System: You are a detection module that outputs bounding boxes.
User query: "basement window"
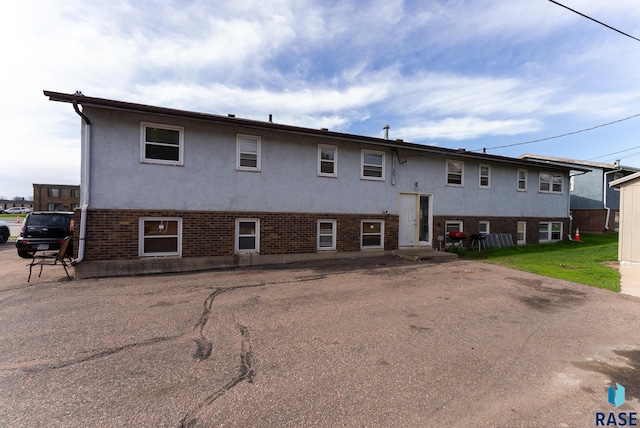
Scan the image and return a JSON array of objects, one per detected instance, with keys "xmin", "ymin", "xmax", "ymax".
[
  {"xmin": 361, "ymin": 220, "xmax": 384, "ymax": 249},
  {"xmin": 139, "ymin": 218, "xmax": 182, "ymax": 257}
]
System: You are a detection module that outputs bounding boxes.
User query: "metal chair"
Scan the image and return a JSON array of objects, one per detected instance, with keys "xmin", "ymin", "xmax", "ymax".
[{"xmin": 27, "ymin": 236, "xmax": 72, "ymax": 282}]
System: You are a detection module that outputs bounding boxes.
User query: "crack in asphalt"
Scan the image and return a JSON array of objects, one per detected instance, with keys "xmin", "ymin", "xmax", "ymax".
[{"xmin": 180, "ymin": 319, "xmax": 254, "ymax": 428}]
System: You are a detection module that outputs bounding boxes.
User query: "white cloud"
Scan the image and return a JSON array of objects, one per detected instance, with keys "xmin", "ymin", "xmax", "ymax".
[{"xmin": 395, "ymin": 117, "xmax": 542, "ymax": 141}]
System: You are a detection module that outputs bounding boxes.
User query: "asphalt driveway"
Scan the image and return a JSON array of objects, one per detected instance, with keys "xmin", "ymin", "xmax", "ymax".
[{"xmin": 0, "ymin": 244, "xmax": 638, "ymax": 427}]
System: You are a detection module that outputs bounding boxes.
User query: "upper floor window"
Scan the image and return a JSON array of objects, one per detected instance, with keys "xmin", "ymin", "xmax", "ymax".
[
  {"xmin": 517, "ymin": 169, "xmax": 527, "ymax": 191},
  {"xmin": 446, "ymin": 160, "xmax": 464, "ymax": 186},
  {"xmin": 236, "ymin": 134, "xmax": 261, "ymax": 171},
  {"xmin": 70, "ymin": 189, "xmax": 80, "ymax": 198},
  {"xmin": 539, "ymin": 172, "xmax": 563, "ymax": 194},
  {"xmin": 361, "ymin": 150, "xmax": 385, "ymax": 181},
  {"xmin": 141, "ymin": 122, "xmax": 184, "ymax": 166},
  {"xmin": 318, "ymin": 145, "xmax": 337, "ymax": 177},
  {"xmin": 47, "ymin": 188, "xmax": 61, "ymax": 197},
  {"xmin": 479, "ymin": 164, "xmax": 490, "ymax": 189}
]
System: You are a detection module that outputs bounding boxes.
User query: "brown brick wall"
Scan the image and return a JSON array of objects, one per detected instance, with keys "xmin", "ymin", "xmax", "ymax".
[
  {"xmin": 432, "ymin": 215, "xmax": 569, "ymax": 246},
  {"xmin": 571, "ymin": 209, "xmax": 617, "ymax": 232},
  {"xmin": 74, "ymin": 209, "xmax": 399, "ymax": 261},
  {"xmin": 33, "ymin": 184, "xmax": 80, "ymax": 211}
]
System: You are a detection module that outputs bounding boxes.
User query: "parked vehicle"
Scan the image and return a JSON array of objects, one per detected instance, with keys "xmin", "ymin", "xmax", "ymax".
[
  {"xmin": 15, "ymin": 212, "xmax": 74, "ymax": 258},
  {"xmin": 0, "ymin": 220, "xmax": 9, "ymax": 244},
  {"xmin": 4, "ymin": 207, "xmax": 31, "ymax": 214}
]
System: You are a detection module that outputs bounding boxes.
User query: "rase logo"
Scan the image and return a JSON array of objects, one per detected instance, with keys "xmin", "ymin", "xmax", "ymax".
[{"xmin": 596, "ymin": 383, "xmax": 637, "ymax": 426}]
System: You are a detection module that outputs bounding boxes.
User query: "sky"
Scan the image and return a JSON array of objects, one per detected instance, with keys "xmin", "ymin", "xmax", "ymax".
[{"xmin": 2, "ymin": 0, "xmax": 640, "ymax": 199}]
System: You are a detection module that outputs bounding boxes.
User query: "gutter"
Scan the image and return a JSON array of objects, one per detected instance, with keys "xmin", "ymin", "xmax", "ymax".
[
  {"xmin": 603, "ymin": 160, "xmax": 621, "ymax": 231},
  {"xmin": 72, "ymin": 95, "xmax": 91, "ymax": 264}
]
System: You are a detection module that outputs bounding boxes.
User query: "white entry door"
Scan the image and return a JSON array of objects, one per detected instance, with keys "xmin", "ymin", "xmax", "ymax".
[{"xmin": 399, "ymin": 193, "xmax": 417, "ymax": 246}]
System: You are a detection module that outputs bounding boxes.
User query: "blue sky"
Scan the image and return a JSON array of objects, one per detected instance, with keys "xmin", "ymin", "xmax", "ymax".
[{"xmin": 3, "ymin": 0, "xmax": 640, "ymax": 198}]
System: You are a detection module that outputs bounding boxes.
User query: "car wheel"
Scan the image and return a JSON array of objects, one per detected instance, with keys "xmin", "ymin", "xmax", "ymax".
[
  {"xmin": 0, "ymin": 229, "xmax": 8, "ymax": 244},
  {"xmin": 18, "ymin": 250, "xmax": 35, "ymax": 258}
]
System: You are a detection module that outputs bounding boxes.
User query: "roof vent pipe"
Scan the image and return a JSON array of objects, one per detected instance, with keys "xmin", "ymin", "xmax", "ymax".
[{"xmin": 383, "ymin": 124, "xmax": 390, "ymax": 140}]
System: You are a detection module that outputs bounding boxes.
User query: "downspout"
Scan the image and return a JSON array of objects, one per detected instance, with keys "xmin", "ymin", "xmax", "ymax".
[
  {"xmin": 72, "ymin": 98, "xmax": 91, "ymax": 264},
  {"xmin": 603, "ymin": 160, "xmax": 621, "ymax": 231}
]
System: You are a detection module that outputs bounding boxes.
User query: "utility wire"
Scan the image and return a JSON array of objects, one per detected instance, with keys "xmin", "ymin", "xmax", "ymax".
[
  {"xmin": 474, "ymin": 113, "xmax": 640, "ymax": 152},
  {"xmin": 587, "ymin": 145, "xmax": 640, "ymax": 161},
  {"xmin": 548, "ymin": 0, "xmax": 640, "ymax": 43}
]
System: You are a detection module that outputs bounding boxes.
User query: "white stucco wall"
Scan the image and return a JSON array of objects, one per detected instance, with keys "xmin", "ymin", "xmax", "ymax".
[{"xmin": 83, "ymin": 107, "xmax": 569, "ymax": 218}]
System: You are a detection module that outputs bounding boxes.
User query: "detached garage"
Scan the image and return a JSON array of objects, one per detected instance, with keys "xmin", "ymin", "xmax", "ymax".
[{"xmin": 610, "ymin": 171, "xmax": 640, "ymax": 265}]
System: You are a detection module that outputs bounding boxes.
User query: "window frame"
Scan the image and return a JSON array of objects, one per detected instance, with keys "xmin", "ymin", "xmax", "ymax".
[
  {"xmin": 236, "ymin": 134, "xmax": 262, "ymax": 172},
  {"xmin": 539, "ymin": 172, "xmax": 563, "ymax": 194},
  {"xmin": 235, "ymin": 218, "xmax": 260, "ymax": 254},
  {"xmin": 361, "ymin": 149, "xmax": 385, "ymax": 181},
  {"xmin": 478, "ymin": 221, "xmax": 490, "ymax": 235},
  {"xmin": 361, "ymin": 220, "xmax": 385, "ymax": 249},
  {"xmin": 318, "ymin": 144, "xmax": 338, "ymax": 178},
  {"xmin": 517, "ymin": 169, "xmax": 528, "ymax": 192},
  {"xmin": 517, "ymin": 221, "xmax": 527, "ymax": 245},
  {"xmin": 48, "ymin": 188, "xmax": 61, "ymax": 198},
  {"xmin": 317, "ymin": 219, "xmax": 337, "ymax": 251},
  {"xmin": 539, "ymin": 221, "xmax": 563, "ymax": 242},
  {"xmin": 140, "ymin": 122, "xmax": 184, "ymax": 166},
  {"xmin": 446, "ymin": 160, "xmax": 464, "ymax": 187},
  {"xmin": 138, "ymin": 217, "xmax": 182, "ymax": 257},
  {"xmin": 479, "ymin": 164, "xmax": 491, "ymax": 189}
]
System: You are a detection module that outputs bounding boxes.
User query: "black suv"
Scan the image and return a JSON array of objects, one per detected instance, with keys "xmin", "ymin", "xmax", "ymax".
[{"xmin": 16, "ymin": 212, "xmax": 74, "ymax": 258}]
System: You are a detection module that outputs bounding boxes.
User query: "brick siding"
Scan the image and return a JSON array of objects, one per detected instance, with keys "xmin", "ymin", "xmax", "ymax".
[
  {"xmin": 571, "ymin": 209, "xmax": 618, "ymax": 232},
  {"xmin": 73, "ymin": 209, "xmax": 399, "ymax": 261}
]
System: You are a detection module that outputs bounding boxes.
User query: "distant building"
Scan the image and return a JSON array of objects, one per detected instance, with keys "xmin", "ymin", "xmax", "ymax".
[
  {"xmin": 33, "ymin": 184, "xmax": 80, "ymax": 212},
  {"xmin": 0, "ymin": 198, "xmax": 33, "ymax": 211}
]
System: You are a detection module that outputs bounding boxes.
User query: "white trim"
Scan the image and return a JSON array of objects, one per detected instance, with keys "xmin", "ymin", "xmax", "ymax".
[
  {"xmin": 446, "ymin": 160, "xmax": 464, "ymax": 187},
  {"xmin": 478, "ymin": 220, "xmax": 490, "ymax": 234},
  {"xmin": 140, "ymin": 122, "xmax": 184, "ymax": 166},
  {"xmin": 317, "ymin": 219, "xmax": 337, "ymax": 250},
  {"xmin": 361, "ymin": 149, "xmax": 385, "ymax": 181},
  {"xmin": 517, "ymin": 169, "xmax": 528, "ymax": 192},
  {"xmin": 517, "ymin": 221, "xmax": 527, "ymax": 245},
  {"xmin": 539, "ymin": 221, "xmax": 563, "ymax": 242},
  {"xmin": 539, "ymin": 171, "xmax": 563, "ymax": 194},
  {"xmin": 361, "ymin": 220, "xmax": 384, "ymax": 249},
  {"xmin": 236, "ymin": 134, "xmax": 261, "ymax": 171},
  {"xmin": 139, "ymin": 217, "xmax": 182, "ymax": 257},
  {"xmin": 479, "ymin": 164, "xmax": 491, "ymax": 189},
  {"xmin": 235, "ymin": 218, "xmax": 260, "ymax": 253},
  {"xmin": 318, "ymin": 144, "xmax": 338, "ymax": 177}
]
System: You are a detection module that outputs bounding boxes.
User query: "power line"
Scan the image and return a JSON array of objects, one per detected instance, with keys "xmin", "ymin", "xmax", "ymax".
[
  {"xmin": 548, "ymin": 0, "xmax": 640, "ymax": 43},
  {"xmin": 587, "ymin": 145, "xmax": 640, "ymax": 161},
  {"xmin": 474, "ymin": 113, "xmax": 640, "ymax": 152}
]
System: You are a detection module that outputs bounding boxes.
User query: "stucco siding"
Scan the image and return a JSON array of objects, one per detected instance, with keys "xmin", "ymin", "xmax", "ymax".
[{"xmin": 84, "ymin": 107, "xmax": 569, "ymax": 219}]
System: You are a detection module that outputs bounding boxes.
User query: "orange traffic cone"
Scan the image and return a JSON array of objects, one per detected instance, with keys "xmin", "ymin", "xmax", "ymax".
[
  {"xmin": 575, "ymin": 228, "xmax": 580, "ymax": 241},
  {"xmin": 16, "ymin": 215, "xmax": 20, "ymax": 224}
]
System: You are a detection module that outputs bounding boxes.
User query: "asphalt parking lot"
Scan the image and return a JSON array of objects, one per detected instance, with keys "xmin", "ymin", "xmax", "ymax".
[{"xmin": 0, "ymin": 243, "xmax": 639, "ymax": 427}]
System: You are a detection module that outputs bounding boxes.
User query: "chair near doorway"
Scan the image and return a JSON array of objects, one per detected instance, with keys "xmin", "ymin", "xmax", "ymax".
[{"xmin": 27, "ymin": 236, "xmax": 73, "ymax": 282}]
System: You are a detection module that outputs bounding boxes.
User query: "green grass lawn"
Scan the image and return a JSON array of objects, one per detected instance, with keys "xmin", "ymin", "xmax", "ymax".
[{"xmin": 460, "ymin": 233, "xmax": 620, "ymax": 292}]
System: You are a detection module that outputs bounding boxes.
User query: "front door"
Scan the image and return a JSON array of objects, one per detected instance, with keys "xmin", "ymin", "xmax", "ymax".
[{"xmin": 399, "ymin": 193, "xmax": 417, "ymax": 246}]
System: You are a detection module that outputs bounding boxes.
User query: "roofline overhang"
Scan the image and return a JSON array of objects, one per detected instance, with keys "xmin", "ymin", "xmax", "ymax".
[{"xmin": 44, "ymin": 90, "xmax": 575, "ymax": 171}]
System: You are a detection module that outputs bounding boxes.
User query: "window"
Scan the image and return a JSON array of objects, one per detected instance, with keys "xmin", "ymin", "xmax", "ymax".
[
  {"xmin": 517, "ymin": 221, "xmax": 526, "ymax": 245},
  {"xmin": 361, "ymin": 150, "xmax": 385, "ymax": 180},
  {"xmin": 317, "ymin": 220, "xmax": 337, "ymax": 250},
  {"xmin": 614, "ymin": 212, "xmax": 620, "ymax": 231},
  {"xmin": 479, "ymin": 164, "xmax": 490, "ymax": 188},
  {"xmin": 236, "ymin": 134, "xmax": 261, "ymax": 171},
  {"xmin": 140, "ymin": 122, "xmax": 184, "ymax": 165},
  {"xmin": 47, "ymin": 203, "xmax": 63, "ymax": 211},
  {"xmin": 70, "ymin": 189, "xmax": 80, "ymax": 198},
  {"xmin": 517, "ymin": 169, "xmax": 527, "ymax": 191},
  {"xmin": 361, "ymin": 220, "xmax": 384, "ymax": 249},
  {"xmin": 236, "ymin": 219, "xmax": 260, "ymax": 253},
  {"xmin": 539, "ymin": 221, "xmax": 562, "ymax": 242},
  {"xmin": 539, "ymin": 172, "xmax": 563, "ymax": 194},
  {"xmin": 445, "ymin": 220, "xmax": 463, "ymax": 247},
  {"xmin": 48, "ymin": 188, "xmax": 61, "ymax": 197},
  {"xmin": 318, "ymin": 145, "xmax": 337, "ymax": 177},
  {"xmin": 139, "ymin": 218, "xmax": 182, "ymax": 257},
  {"xmin": 446, "ymin": 160, "xmax": 464, "ymax": 186},
  {"xmin": 478, "ymin": 221, "xmax": 490, "ymax": 234}
]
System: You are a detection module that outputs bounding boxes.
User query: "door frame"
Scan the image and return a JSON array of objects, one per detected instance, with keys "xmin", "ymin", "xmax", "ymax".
[{"xmin": 398, "ymin": 192, "xmax": 433, "ymax": 247}]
